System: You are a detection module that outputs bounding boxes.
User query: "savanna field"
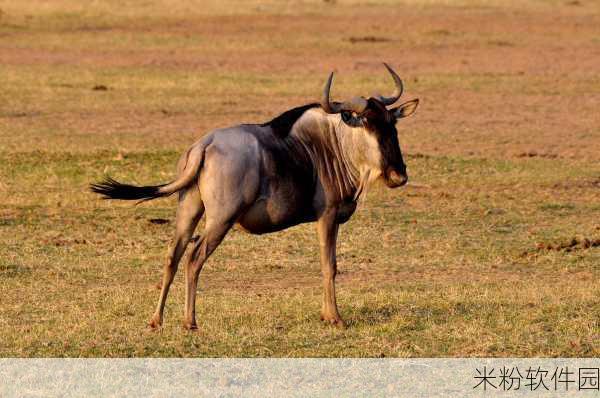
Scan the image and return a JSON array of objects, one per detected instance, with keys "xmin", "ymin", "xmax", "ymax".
[{"xmin": 0, "ymin": 0, "xmax": 598, "ymax": 357}]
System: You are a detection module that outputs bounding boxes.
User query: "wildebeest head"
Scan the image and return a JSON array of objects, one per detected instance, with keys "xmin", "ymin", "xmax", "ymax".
[{"xmin": 321, "ymin": 63, "xmax": 419, "ymax": 188}]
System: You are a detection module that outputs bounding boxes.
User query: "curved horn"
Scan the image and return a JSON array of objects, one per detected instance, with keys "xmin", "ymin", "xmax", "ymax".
[
  {"xmin": 321, "ymin": 72, "xmax": 368, "ymax": 114},
  {"xmin": 322, "ymin": 72, "xmax": 342, "ymax": 114},
  {"xmin": 376, "ymin": 63, "xmax": 404, "ymax": 106}
]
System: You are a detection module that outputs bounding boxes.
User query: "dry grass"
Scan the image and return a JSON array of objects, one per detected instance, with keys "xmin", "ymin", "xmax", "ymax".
[{"xmin": 0, "ymin": 0, "xmax": 598, "ymax": 357}]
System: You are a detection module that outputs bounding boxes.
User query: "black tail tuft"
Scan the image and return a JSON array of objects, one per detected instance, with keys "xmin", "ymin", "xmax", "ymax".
[{"xmin": 90, "ymin": 177, "xmax": 166, "ymax": 201}]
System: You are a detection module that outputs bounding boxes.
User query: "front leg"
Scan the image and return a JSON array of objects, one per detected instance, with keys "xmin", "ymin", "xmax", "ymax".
[{"xmin": 317, "ymin": 209, "xmax": 345, "ymax": 327}]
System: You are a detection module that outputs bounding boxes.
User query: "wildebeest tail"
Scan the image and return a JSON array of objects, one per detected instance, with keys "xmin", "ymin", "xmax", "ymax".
[
  {"xmin": 90, "ymin": 141, "xmax": 206, "ymax": 202},
  {"xmin": 90, "ymin": 177, "xmax": 168, "ymax": 201}
]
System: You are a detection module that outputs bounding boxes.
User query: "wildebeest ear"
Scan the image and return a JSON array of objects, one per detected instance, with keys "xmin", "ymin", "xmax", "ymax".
[{"xmin": 392, "ymin": 99, "xmax": 419, "ymax": 119}]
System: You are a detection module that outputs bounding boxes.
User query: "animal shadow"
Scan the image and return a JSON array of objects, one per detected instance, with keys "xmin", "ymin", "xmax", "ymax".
[{"xmin": 346, "ymin": 303, "xmax": 406, "ymax": 327}]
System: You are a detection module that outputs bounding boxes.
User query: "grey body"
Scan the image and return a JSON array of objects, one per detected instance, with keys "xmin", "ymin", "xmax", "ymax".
[
  {"xmin": 91, "ymin": 65, "xmax": 419, "ymax": 329},
  {"xmin": 206, "ymin": 116, "xmax": 358, "ymax": 235},
  {"xmin": 206, "ymin": 124, "xmax": 320, "ymax": 234}
]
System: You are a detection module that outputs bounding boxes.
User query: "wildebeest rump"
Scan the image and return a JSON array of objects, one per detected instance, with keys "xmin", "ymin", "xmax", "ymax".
[{"xmin": 91, "ymin": 64, "xmax": 419, "ymax": 330}]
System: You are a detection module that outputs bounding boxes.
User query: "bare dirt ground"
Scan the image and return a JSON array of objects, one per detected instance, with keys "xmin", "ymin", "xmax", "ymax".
[{"xmin": 0, "ymin": 0, "xmax": 598, "ymax": 356}]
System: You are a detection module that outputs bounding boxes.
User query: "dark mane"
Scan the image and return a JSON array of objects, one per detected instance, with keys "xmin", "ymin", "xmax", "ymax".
[{"xmin": 261, "ymin": 103, "xmax": 320, "ymax": 138}]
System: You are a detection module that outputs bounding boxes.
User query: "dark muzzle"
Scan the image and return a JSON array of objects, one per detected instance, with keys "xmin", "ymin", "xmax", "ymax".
[{"xmin": 385, "ymin": 168, "xmax": 408, "ymax": 188}]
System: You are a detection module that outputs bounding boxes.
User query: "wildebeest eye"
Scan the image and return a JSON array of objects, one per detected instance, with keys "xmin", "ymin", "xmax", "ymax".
[{"xmin": 341, "ymin": 111, "xmax": 364, "ymax": 127}]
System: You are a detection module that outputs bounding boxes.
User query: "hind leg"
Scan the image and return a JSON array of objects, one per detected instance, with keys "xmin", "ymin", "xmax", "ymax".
[
  {"xmin": 181, "ymin": 139, "xmax": 260, "ymax": 329},
  {"xmin": 149, "ymin": 187, "xmax": 204, "ymax": 329},
  {"xmin": 183, "ymin": 219, "xmax": 232, "ymax": 330},
  {"xmin": 182, "ymin": 180, "xmax": 247, "ymax": 330}
]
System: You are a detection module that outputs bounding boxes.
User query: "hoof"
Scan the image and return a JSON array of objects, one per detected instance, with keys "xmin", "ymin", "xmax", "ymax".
[
  {"xmin": 184, "ymin": 322, "xmax": 199, "ymax": 331},
  {"xmin": 320, "ymin": 314, "xmax": 346, "ymax": 328},
  {"xmin": 148, "ymin": 317, "xmax": 162, "ymax": 330}
]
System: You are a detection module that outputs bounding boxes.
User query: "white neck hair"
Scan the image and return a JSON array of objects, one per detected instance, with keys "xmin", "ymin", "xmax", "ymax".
[{"xmin": 292, "ymin": 108, "xmax": 379, "ymax": 203}]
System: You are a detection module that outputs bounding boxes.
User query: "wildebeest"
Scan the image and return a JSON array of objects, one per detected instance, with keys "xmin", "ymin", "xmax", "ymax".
[{"xmin": 91, "ymin": 63, "xmax": 419, "ymax": 330}]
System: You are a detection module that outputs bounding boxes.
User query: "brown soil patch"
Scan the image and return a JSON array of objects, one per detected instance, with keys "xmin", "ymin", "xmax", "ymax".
[
  {"xmin": 347, "ymin": 36, "xmax": 392, "ymax": 44},
  {"xmin": 521, "ymin": 236, "xmax": 600, "ymax": 257}
]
